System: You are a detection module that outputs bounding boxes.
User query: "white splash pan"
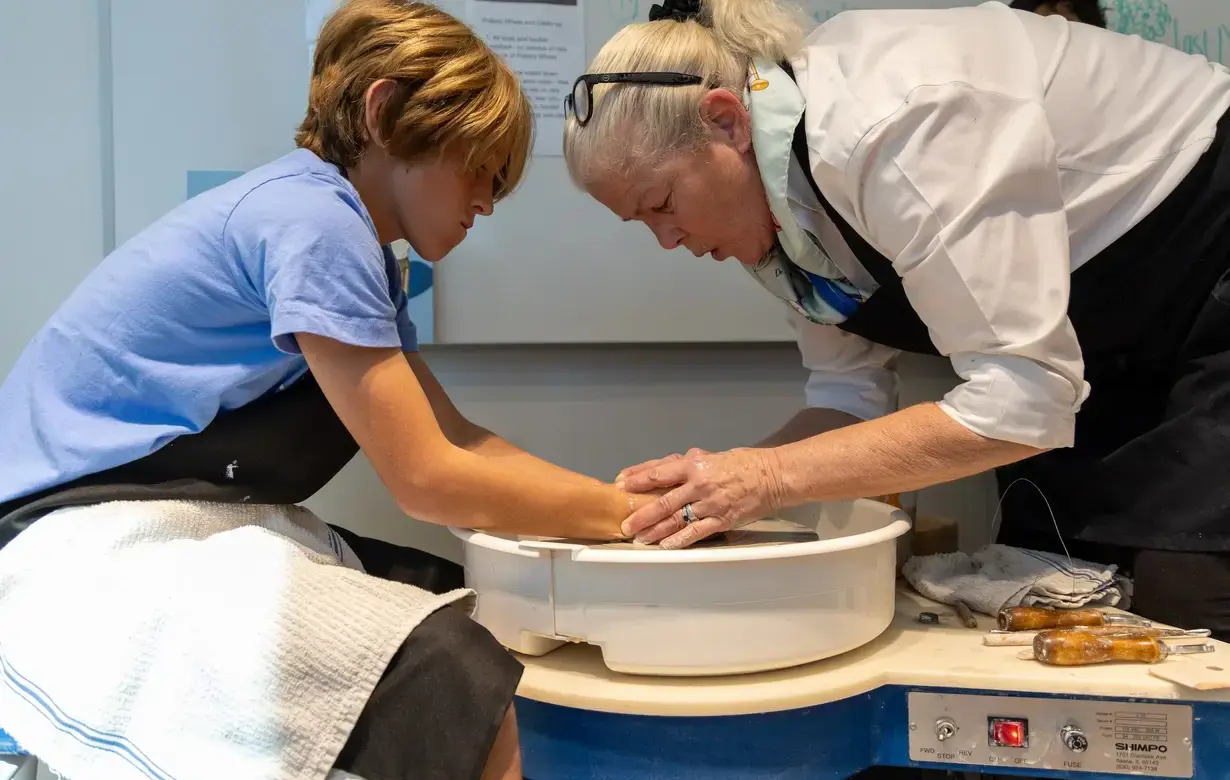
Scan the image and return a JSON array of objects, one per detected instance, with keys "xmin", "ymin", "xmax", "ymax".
[{"xmin": 450, "ymin": 498, "xmax": 911, "ymax": 677}]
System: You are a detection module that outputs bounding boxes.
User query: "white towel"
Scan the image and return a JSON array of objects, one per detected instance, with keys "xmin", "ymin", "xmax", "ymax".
[
  {"xmin": 0, "ymin": 756, "xmax": 34, "ymax": 780},
  {"xmin": 0, "ymin": 500, "xmax": 472, "ymax": 780},
  {"xmin": 901, "ymin": 543, "xmax": 1133, "ymax": 617}
]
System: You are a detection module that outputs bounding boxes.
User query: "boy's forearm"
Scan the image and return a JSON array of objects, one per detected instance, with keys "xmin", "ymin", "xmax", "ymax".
[
  {"xmin": 460, "ymin": 425, "xmax": 609, "ymax": 487},
  {"xmin": 403, "ymin": 447, "xmax": 632, "ymax": 539}
]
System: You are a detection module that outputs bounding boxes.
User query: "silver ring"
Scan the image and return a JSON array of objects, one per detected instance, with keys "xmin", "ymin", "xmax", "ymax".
[{"xmin": 681, "ymin": 503, "xmax": 698, "ymax": 524}]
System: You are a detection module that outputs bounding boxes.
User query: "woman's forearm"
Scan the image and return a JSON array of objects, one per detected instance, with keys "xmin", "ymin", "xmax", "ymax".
[{"xmin": 767, "ymin": 402, "xmax": 1043, "ymax": 507}]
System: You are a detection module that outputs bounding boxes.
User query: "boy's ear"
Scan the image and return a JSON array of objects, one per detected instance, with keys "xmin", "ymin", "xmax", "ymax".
[{"xmin": 363, "ymin": 79, "xmax": 397, "ymax": 147}]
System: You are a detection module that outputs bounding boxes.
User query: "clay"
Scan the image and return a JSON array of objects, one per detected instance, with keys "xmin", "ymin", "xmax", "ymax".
[{"xmin": 595, "ymin": 518, "xmax": 820, "ymax": 550}]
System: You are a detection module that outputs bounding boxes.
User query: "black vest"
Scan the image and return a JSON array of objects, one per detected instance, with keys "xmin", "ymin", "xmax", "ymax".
[
  {"xmin": 781, "ymin": 62, "xmax": 939, "ymax": 356},
  {"xmin": 0, "ymin": 372, "xmax": 359, "ymax": 547}
]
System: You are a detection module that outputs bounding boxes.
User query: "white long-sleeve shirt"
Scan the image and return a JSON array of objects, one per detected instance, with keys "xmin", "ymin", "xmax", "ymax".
[{"xmin": 785, "ymin": 2, "xmax": 1230, "ymax": 448}]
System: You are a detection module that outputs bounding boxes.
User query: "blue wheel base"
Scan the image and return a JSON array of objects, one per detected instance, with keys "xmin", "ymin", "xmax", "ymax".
[
  {"xmin": 516, "ymin": 685, "xmax": 1230, "ymax": 779},
  {"xmin": 519, "ymin": 693, "xmax": 870, "ymax": 779}
]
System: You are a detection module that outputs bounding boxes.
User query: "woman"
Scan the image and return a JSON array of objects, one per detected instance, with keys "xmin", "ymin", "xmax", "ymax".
[
  {"xmin": 564, "ymin": 0, "xmax": 1230, "ymax": 639},
  {"xmin": 1010, "ymin": 0, "xmax": 1107, "ymax": 27},
  {"xmin": 0, "ymin": 2, "xmax": 647, "ymax": 778}
]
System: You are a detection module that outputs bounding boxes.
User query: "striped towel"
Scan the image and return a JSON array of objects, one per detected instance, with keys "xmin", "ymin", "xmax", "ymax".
[
  {"xmin": 0, "ymin": 500, "xmax": 470, "ymax": 780},
  {"xmin": 902, "ymin": 543, "xmax": 1133, "ymax": 617}
]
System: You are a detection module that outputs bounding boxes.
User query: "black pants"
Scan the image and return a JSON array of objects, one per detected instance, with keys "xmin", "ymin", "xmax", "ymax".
[{"xmin": 330, "ymin": 526, "xmax": 524, "ymax": 780}]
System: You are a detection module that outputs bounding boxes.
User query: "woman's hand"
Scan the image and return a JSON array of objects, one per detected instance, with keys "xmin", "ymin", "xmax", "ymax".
[
  {"xmin": 616, "ymin": 447, "xmax": 786, "ymax": 549},
  {"xmin": 614, "ymin": 448, "xmax": 711, "ymax": 486},
  {"xmin": 614, "ymin": 404, "xmax": 1041, "ymax": 549}
]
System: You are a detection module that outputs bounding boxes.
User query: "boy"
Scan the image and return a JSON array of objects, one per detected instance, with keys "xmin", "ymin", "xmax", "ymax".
[{"xmin": 0, "ymin": 2, "xmax": 647, "ymax": 778}]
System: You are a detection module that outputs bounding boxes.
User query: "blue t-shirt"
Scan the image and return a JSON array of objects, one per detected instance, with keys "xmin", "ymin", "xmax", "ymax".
[{"xmin": 0, "ymin": 149, "xmax": 417, "ymax": 506}]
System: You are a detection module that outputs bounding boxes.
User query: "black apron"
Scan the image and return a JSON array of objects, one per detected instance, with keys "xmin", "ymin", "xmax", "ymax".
[
  {"xmin": 0, "ymin": 371, "xmax": 360, "ymax": 548},
  {"xmin": 783, "ymin": 64, "xmax": 1230, "ymax": 553}
]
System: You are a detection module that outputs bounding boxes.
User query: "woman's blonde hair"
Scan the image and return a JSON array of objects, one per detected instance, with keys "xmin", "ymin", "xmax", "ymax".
[
  {"xmin": 563, "ymin": 0, "xmax": 803, "ymax": 187},
  {"xmin": 296, "ymin": 0, "xmax": 533, "ymax": 199}
]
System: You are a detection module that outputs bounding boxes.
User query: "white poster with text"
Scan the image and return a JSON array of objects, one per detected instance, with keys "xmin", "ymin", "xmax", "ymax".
[{"xmin": 466, "ymin": 0, "xmax": 585, "ymax": 157}]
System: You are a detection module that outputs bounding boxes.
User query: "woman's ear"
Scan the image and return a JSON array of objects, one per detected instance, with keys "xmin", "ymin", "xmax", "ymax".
[
  {"xmin": 363, "ymin": 79, "xmax": 398, "ymax": 148},
  {"xmin": 699, "ymin": 90, "xmax": 753, "ymax": 153}
]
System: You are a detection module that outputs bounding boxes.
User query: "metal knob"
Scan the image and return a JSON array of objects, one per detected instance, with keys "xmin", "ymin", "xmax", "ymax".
[
  {"xmin": 1062, "ymin": 725, "xmax": 1088, "ymax": 753},
  {"xmin": 935, "ymin": 718, "xmax": 958, "ymax": 742}
]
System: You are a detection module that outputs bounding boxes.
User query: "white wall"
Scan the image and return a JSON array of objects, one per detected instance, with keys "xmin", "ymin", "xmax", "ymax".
[
  {"xmin": 0, "ymin": 2, "xmax": 997, "ymax": 565},
  {"xmin": 0, "ymin": 2, "xmax": 107, "ymax": 372}
]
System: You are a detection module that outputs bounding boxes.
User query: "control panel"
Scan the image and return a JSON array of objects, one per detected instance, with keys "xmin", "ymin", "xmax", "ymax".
[{"xmin": 907, "ymin": 691, "xmax": 1193, "ymax": 777}]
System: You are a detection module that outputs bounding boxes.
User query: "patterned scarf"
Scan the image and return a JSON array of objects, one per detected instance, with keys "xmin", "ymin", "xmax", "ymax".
[{"xmin": 746, "ymin": 227, "xmax": 866, "ymax": 325}]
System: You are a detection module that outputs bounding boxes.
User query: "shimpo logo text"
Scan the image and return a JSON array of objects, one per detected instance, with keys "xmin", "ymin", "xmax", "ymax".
[{"xmin": 1115, "ymin": 743, "xmax": 1168, "ymax": 753}]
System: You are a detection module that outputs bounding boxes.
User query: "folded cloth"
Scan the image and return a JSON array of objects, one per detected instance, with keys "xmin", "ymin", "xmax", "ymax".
[
  {"xmin": 901, "ymin": 543, "xmax": 1133, "ymax": 617},
  {"xmin": 0, "ymin": 500, "xmax": 472, "ymax": 780}
]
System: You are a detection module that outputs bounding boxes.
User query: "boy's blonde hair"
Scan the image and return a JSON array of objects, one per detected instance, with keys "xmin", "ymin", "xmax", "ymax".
[{"xmin": 296, "ymin": 0, "xmax": 532, "ymax": 199}]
